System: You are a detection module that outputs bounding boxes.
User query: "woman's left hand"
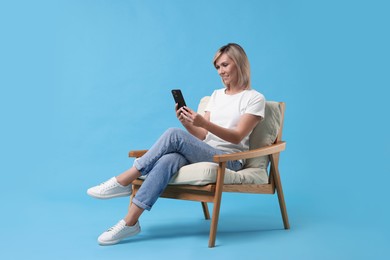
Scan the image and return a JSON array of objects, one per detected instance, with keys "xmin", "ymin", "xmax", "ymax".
[{"xmin": 179, "ymin": 107, "xmax": 206, "ymax": 128}]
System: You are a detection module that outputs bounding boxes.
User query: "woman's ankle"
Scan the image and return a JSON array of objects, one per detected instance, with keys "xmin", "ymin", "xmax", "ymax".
[
  {"xmin": 116, "ymin": 167, "xmax": 141, "ymax": 186},
  {"xmin": 124, "ymin": 216, "xmax": 138, "ymax": 227},
  {"xmin": 115, "ymin": 176, "xmax": 131, "ymax": 186}
]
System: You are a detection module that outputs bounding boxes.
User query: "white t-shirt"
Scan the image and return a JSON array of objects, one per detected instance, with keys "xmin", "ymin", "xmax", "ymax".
[{"xmin": 203, "ymin": 88, "xmax": 265, "ymax": 154}]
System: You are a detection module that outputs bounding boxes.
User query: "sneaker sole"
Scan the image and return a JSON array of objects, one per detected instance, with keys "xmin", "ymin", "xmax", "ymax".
[
  {"xmin": 87, "ymin": 190, "xmax": 132, "ymax": 199},
  {"xmin": 98, "ymin": 228, "xmax": 141, "ymax": 246}
]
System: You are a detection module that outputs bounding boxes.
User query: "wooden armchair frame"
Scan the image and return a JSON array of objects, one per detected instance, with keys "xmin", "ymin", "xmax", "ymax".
[{"xmin": 129, "ymin": 102, "xmax": 289, "ymax": 247}]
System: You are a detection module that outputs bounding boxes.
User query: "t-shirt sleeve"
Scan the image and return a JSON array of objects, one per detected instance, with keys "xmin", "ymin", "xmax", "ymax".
[{"xmin": 245, "ymin": 92, "xmax": 265, "ymax": 119}]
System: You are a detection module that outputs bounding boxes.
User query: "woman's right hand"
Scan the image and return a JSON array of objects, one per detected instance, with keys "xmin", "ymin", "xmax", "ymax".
[
  {"xmin": 175, "ymin": 103, "xmax": 188, "ymax": 125},
  {"xmin": 175, "ymin": 103, "xmax": 209, "ymax": 140}
]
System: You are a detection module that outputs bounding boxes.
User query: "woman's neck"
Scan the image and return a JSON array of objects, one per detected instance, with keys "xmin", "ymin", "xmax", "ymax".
[{"xmin": 225, "ymin": 85, "xmax": 245, "ymax": 95}]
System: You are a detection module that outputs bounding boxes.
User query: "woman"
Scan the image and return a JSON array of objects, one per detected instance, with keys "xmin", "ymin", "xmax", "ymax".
[{"xmin": 87, "ymin": 43, "xmax": 265, "ymax": 245}]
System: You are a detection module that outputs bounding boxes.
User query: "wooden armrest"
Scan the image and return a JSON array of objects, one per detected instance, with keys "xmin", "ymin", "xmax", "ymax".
[
  {"xmin": 213, "ymin": 141, "xmax": 286, "ymax": 163},
  {"xmin": 128, "ymin": 150, "xmax": 148, "ymax": 158}
]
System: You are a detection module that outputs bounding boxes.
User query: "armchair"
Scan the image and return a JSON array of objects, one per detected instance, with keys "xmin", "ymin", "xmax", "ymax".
[{"xmin": 129, "ymin": 97, "xmax": 288, "ymax": 247}]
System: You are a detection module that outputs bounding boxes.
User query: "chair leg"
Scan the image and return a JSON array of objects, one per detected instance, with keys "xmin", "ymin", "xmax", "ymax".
[
  {"xmin": 209, "ymin": 196, "xmax": 222, "ymax": 247},
  {"xmin": 271, "ymin": 154, "xmax": 290, "ymax": 229},
  {"xmin": 208, "ymin": 162, "xmax": 226, "ymax": 248},
  {"xmin": 201, "ymin": 202, "xmax": 210, "ymax": 220}
]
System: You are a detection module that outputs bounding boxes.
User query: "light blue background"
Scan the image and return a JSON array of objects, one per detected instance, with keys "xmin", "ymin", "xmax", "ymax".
[{"xmin": 1, "ymin": 0, "xmax": 389, "ymax": 259}]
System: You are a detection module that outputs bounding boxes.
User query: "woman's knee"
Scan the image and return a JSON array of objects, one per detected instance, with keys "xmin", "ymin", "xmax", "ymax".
[
  {"xmin": 162, "ymin": 127, "xmax": 187, "ymax": 140},
  {"xmin": 153, "ymin": 153, "xmax": 188, "ymax": 175},
  {"xmin": 164, "ymin": 127, "xmax": 185, "ymax": 136},
  {"xmin": 159, "ymin": 152, "xmax": 186, "ymax": 163}
]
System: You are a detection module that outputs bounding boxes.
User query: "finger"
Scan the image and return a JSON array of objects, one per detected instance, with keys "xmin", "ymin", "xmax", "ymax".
[
  {"xmin": 180, "ymin": 111, "xmax": 188, "ymax": 120},
  {"xmin": 180, "ymin": 107, "xmax": 188, "ymax": 116},
  {"xmin": 182, "ymin": 107, "xmax": 190, "ymax": 116},
  {"xmin": 179, "ymin": 111, "xmax": 187, "ymax": 120},
  {"xmin": 177, "ymin": 110, "xmax": 182, "ymax": 119},
  {"xmin": 185, "ymin": 113, "xmax": 193, "ymax": 122}
]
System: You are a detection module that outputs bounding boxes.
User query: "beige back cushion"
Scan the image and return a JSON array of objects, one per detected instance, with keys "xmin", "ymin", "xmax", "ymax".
[{"xmin": 197, "ymin": 96, "xmax": 282, "ymax": 169}]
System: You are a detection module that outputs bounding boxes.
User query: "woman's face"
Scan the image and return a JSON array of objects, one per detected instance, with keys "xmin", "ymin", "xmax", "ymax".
[{"xmin": 215, "ymin": 53, "xmax": 238, "ymax": 88}]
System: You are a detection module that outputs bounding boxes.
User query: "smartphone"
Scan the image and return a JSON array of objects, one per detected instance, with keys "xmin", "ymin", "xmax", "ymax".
[{"xmin": 171, "ymin": 89, "xmax": 187, "ymax": 109}]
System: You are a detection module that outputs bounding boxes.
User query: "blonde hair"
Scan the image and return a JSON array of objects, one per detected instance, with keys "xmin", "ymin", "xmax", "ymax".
[{"xmin": 213, "ymin": 43, "xmax": 251, "ymax": 89}]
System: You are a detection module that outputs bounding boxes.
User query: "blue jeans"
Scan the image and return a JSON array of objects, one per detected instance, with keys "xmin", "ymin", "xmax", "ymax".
[{"xmin": 132, "ymin": 128, "xmax": 243, "ymax": 211}]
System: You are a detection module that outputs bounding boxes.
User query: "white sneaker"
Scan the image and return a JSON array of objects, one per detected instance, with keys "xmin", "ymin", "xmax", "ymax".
[
  {"xmin": 87, "ymin": 177, "xmax": 132, "ymax": 199},
  {"xmin": 98, "ymin": 220, "xmax": 141, "ymax": 245}
]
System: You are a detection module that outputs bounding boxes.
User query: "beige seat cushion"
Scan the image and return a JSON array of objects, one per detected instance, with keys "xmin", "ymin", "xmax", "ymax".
[
  {"xmin": 140, "ymin": 97, "xmax": 281, "ymax": 185},
  {"xmin": 169, "ymin": 162, "xmax": 269, "ymax": 185}
]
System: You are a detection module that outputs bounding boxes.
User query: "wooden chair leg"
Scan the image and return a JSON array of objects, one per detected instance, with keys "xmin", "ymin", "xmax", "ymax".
[
  {"xmin": 201, "ymin": 202, "xmax": 210, "ymax": 220},
  {"xmin": 271, "ymin": 154, "xmax": 290, "ymax": 229},
  {"xmin": 208, "ymin": 162, "xmax": 226, "ymax": 248}
]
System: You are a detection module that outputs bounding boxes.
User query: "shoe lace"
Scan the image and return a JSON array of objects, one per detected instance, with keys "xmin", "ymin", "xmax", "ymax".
[
  {"xmin": 107, "ymin": 222, "xmax": 124, "ymax": 235},
  {"xmin": 100, "ymin": 178, "xmax": 117, "ymax": 191}
]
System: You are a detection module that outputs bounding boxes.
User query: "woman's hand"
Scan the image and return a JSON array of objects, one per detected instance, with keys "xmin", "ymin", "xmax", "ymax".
[
  {"xmin": 178, "ymin": 106, "xmax": 207, "ymax": 128},
  {"xmin": 175, "ymin": 103, "xmax": 209, "ymax": 140},
  {"xmin": 175, "ymin": 103, "xmax": 189, "ymax": 125}
]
